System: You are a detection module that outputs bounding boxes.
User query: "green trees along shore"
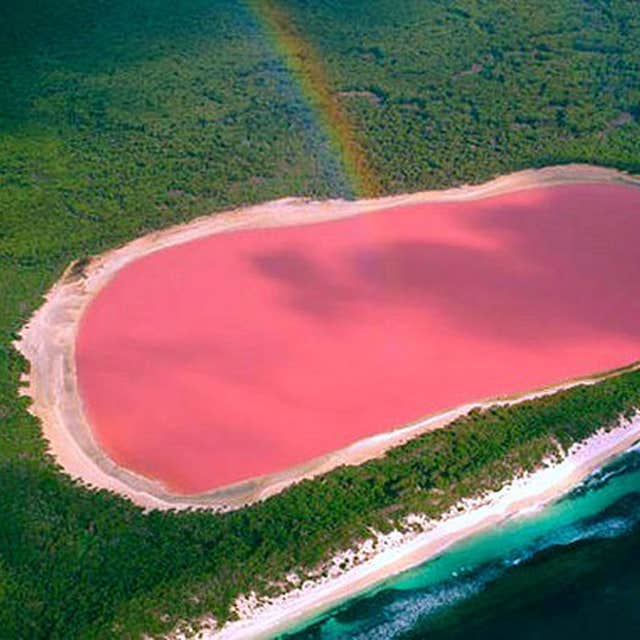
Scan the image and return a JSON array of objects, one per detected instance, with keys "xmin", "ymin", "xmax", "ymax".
[{"xmin": 1, "ymin": 0, "xmax": 640, "ymax": 637}]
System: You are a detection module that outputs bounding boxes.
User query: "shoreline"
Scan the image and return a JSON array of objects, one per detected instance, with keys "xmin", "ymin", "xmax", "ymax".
[
  {"xmin": 15, "ymin": 163, "xmax": 640, "ymax": 511},
  {"xmin": 194, "ymin": 415, "xmax": 640, "ymax": 640}
]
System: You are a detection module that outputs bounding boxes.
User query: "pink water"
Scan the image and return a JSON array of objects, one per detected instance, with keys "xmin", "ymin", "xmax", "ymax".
[{"xmin": 76, "ymin": 184, "xmax": 640, "ymax": 493}]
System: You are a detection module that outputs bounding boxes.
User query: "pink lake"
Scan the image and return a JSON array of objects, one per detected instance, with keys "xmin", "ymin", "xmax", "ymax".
[{"xmin": 76, "ymin": 183, "xmax": 640, "ymax": 494}]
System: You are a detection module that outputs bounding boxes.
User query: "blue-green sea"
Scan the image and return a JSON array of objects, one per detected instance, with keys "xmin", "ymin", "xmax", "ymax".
[{"xmin": 279, "ymin": 444, "xmax": 640, "ymax": 639}]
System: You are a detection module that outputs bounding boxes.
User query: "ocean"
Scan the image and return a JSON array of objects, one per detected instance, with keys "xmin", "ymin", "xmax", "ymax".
[{"xmin": 280, "ymin": 445, "xmax": 640, "ymax": 639}]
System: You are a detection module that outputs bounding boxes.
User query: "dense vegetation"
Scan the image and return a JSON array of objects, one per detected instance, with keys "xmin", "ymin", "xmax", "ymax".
[
  {"xmin": 1, "ymin": 1, "xmax": 639, "ymax": 638},
  {"xmin": 280, "ymin": 0, "xmax": 640, "ymax": 192}
]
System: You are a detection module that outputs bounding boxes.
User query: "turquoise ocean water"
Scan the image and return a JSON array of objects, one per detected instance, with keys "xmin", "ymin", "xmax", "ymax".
[{"xmin": 280, "ymin": 445, "xmax": 640, "ymax": 639}]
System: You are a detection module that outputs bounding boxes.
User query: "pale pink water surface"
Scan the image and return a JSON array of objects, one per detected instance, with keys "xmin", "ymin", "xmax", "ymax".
[{"xmin": 76, "ymin": 184, "xmax": 640, "ymax": 494}]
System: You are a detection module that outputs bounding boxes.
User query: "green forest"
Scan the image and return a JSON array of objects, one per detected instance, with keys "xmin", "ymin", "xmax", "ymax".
[
  {"xmin": 280, "ymin": 0, "xmax": 640, "ymax": 191},
  {"xmin": 1, "ymin": 1, "xmax": 639, "ymax": 638}
]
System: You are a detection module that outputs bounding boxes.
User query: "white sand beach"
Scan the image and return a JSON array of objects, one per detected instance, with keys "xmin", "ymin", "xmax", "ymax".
[{"xmin": 187, "ymin": 415, "xmax": 640, "ymax": 639}]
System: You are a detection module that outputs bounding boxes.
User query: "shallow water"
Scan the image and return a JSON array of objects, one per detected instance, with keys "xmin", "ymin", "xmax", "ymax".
[{"xmin": 280, "ymin": 445, "xmax": 640, "ymax": 639}]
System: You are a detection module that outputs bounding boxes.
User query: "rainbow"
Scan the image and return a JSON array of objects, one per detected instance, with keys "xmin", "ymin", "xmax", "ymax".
[{"xmin": 247, "ymin": 0, "xmax": 381, "ymax": 197}]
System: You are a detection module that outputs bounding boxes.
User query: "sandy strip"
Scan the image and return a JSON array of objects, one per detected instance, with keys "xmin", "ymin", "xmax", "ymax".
[
  {"xmin": 186, "ymin": 415, "xmax": 640, "ymax": 640},
  {"xmin": 15, "ymin": 164, "xmax": 640, "ymax": 511}
]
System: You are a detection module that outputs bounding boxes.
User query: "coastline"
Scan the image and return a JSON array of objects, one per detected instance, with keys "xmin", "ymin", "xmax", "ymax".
[
  {"xmin": 15, "ymin": 163, "xmax": 640, "ymax": 511},
  {"xmin": 192, "ymin": 414, "xmax": 640, "ymax": 640}
]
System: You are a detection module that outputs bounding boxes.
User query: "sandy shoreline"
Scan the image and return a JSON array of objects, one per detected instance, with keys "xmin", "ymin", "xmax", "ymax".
[
  {"xmin": 15, "ymin": 163, "xmax": 640, "ymax": 511},
  {"xmin": 188, "ymin": 415, "xmax": 640, "ymax": 640}
]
